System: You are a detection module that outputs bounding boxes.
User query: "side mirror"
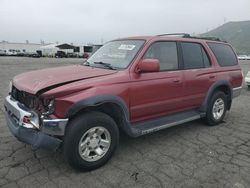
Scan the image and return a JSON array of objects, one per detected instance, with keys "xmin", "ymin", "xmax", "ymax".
[{"xmin": 137, "ymin": 59, "xmax": 160, "ymax": 73}]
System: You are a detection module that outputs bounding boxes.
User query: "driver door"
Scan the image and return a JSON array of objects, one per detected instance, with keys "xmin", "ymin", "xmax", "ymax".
[{"xmin": 129, "ymin": 41, "xmax": 185, "ymax": 123}]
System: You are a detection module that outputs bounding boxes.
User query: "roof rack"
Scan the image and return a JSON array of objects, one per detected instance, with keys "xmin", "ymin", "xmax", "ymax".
[
  {"xmin": 157, "ymin": 33, "xmax": 225, "ymax": 42},
  {"xmin": 184, "ymin": 35, "xmax": 224, "ymax": 42},
  {"xmin": 157, "ymin": 33, "xmax": 191, "ymax": 37}
]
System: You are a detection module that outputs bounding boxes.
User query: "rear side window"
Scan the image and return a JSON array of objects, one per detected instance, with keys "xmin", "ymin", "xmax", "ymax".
[
  {"xmin": 207, "ymin": 43, "xmax": 237, "ymax": 66},
  {"xmin": 181, "ymin": 42, "xmax": 210, "ymax": 69}
]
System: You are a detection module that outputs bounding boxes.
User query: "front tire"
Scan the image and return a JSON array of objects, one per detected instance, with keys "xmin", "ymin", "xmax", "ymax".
[
  {"xmin": 205, "ymin": 91, "xmax": 227, "ymax": 126},
  {"xmin": 63, "ymin": 111, "xmax": 119, "ymax": 171}
]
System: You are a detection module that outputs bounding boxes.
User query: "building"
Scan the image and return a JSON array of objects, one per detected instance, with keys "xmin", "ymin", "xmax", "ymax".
[
  {"xmin": 40, "ymin": 43, "xmax": 80, "ymax": 57},
  {"xmin": 0, "ymin": 40, "xmax": 102, "ymax": 57},
  {"xmin": 39, "ymin": 44, "xmax": 58, "ymax": 56},
  {"xmin": 0, "ymin": 41, "xmax": 44, "ymax": 53},
  {"xmin": 83, "ymin": 44, "xmax": 102, "ymax": 56}
]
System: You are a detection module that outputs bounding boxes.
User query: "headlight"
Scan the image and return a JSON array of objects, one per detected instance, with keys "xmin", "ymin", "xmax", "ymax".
[
  {"xmin": 42, "ymin": 98, "xmax": 55, "ymax": 115},
  {"xmin": 9, "ymin": 80, "xmax": 12, "ymax": 94}
]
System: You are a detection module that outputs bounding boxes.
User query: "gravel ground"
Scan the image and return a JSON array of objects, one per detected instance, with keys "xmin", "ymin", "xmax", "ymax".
[{"xmin": 0, "ymin": 56, "xmax": 250, "ymax": 188}]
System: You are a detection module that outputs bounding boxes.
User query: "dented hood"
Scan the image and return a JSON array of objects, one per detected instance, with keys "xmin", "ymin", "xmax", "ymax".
[{"xmin": 13, "ymin": 65, "xmax": 117, "ymax": 94}]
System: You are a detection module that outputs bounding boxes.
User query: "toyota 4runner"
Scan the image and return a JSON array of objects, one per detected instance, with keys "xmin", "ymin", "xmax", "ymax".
[{"xmin": 4, "ymin": 34, "xmax": 243, "ymax": 170}]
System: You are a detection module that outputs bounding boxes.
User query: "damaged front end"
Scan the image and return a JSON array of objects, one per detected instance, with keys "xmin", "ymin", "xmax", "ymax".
[{"xmin": 4, "ymin": 85, "xmax": 68, "ymax": 151}]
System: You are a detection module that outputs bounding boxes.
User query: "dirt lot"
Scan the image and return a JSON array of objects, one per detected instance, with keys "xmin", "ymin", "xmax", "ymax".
[{"xmin": 0, "ymin": 57, "xmax": 250, "ymax": 188}]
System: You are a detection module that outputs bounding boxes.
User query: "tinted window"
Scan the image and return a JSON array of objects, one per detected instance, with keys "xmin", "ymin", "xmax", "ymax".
[
  {"xmin": 207, "ymin": 43, "xmax": 237, "ymax": 66},
  {"xmin": 181, "ymin": 42, "xmax": 204, "ymax": 69},
  {"xmin": 143, "ymin": 42, "xmax": 178, "ymax": 70}
]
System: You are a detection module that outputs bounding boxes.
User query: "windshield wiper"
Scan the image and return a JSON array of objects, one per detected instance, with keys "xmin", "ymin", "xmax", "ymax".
[{"xmin": 94, "ymin": 61, "xmax": 116, "ymax": 70}]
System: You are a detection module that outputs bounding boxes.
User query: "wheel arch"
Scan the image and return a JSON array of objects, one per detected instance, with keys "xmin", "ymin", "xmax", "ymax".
[
  {"xmin": 200, "ymin": 80, "xmax": 233, "ymax": 112},
  {"xmin": 65, "ymin": 95, "xmax": 133, "ymax": 136}
]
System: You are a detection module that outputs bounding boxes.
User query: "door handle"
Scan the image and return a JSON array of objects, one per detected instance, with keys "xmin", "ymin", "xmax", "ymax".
[
  {"xmin": 173, "ymin": 78, "xmax": 181, "ymax": 83},
  {"xmin": 209, "ymin": 75, "xmax": 215, "ymax": 79}
]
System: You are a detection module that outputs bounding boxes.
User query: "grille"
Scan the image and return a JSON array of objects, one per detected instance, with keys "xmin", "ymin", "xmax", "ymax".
[{"xmin": 11, "ymin": 86, "xmax": 38, "ymax": 109}]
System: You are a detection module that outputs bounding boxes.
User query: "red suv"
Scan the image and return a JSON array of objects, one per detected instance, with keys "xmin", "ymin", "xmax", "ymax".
[{"xmin": 4, "ymin": 34, "xmax": 243, "ymax": 170}]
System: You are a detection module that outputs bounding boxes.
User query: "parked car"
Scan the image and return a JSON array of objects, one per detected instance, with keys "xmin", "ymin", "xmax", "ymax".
[
  {"xmin": 83, "ymin": 52, "xmax": 90, "ymax": 59},
  {"xmin": 67, "ymin": 52, "xmax": 77, "ymax": 58},
  {"xmin": 4, "ymin": 34, "xmax": 243, "ymax": 171},
  {"xmin": 77, "ymin": 52, "xmax": 84, "ymax": 58},
  {"xmin": 16, "ymin": 50, "xmax": 25, "ymax": 57},
  {"xmin": 6, "ymin": 49, "xmax": 18, "ymax": 56},
  {"xmin": 245, "ymin": 71, "xmax": 250, "ymax": 88},
  {"xmin": 0, "ymin": 49, "xmax": 6, "ymax": 56},
  {"xmin": 55, "ymin": 51, "xmax": 67, "ymax": 58},
  {"xmin": 26, "ymin": 52, "xmax": 40, "ymax": 58},
  {"xmin": 238, "ymin": 55, "xmax": 250, "ymax": 60}
]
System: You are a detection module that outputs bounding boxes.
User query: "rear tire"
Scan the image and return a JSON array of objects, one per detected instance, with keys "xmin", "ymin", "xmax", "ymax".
[
  {"xmin": 205, "ymin": 91, "xmax": 227, "ymax": 126},
  {"xmin": 63, "ymin": 111, "xmax": 119, "ymax": 171}
]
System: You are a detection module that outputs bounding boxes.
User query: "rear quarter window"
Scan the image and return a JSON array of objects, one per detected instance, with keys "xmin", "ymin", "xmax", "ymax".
[{"xmin": 207, "ymin": 42, "xmax": 238, "ymax": 66}]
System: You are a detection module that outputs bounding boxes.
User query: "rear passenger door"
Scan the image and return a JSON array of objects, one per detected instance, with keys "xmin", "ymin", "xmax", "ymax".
[{"xmin": 180, "ymin": 42, "xmax": 216, "ymax": 109}]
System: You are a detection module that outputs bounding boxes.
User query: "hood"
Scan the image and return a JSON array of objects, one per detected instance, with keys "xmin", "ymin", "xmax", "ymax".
[{"xmin": 13, "ymin": 65, "xmax": 117, "ymax": 95}]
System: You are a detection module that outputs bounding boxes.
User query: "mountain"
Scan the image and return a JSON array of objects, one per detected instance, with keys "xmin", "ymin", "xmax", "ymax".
[{"xmin": 202, "ymin": 21, "xmax": 250, "ymax": 54}]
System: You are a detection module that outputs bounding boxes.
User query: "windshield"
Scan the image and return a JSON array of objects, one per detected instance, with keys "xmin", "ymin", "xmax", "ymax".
[{"xmin": 86, "ymin": 40, "xmax": 145, "ymax": 69}]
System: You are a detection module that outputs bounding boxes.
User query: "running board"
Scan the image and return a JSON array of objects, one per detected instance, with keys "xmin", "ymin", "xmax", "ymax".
[{"xmin": 129, "ymin": 110, "xmax": 203, "ymax": 137}]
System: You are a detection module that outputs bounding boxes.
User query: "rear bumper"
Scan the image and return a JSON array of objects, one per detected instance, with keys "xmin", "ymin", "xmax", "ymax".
[
  {"xmin": 4, "ymin": 96, "xmax": 68, "ymax": 151},
  {"xmin": 232, "ymin": 86, "xmax": 242, "ymax": 98}
]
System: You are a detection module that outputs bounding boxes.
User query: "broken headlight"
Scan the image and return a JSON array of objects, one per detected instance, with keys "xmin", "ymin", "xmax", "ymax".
[{"xmin": 42, "ymin": 98, "xmax": 55, "ymax": 115}]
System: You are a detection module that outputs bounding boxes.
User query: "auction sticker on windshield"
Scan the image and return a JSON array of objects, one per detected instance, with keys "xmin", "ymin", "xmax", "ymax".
[{"xmin": 118, "ymin": 44, "xmax": 136, "ymax": 50}]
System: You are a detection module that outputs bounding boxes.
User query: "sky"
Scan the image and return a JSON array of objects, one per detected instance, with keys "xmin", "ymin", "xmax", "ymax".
[{"xmin": 0, "ymin": 0, "xmax": 250, "ymax": 45}]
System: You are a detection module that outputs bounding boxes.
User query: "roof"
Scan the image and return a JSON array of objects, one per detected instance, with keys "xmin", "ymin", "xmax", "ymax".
[
  {"xmin": 40, "ymin": 44, "xmax": 59, "ymax": 49},
  {"xmin": 56, "ymin": 43, "xmax": 76, "ymax": 49},
  {"xmin": 0, "ymin": 41, "xmax": 47, "ymax": 45},
  {"xmin": 40, "ymin": 43, "xmax": 77, "ymax": 49}
]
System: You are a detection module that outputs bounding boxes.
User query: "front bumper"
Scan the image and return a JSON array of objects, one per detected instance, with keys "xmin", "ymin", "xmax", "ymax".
[{"xmin": 4, "ymin": 95, "xmax": 68, "ymax": 151}]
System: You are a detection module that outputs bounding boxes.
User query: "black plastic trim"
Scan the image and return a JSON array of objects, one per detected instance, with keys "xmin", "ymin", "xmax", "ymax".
[
  {"xmin": 65, "ymin": 95, "xmax": 139, "ymax": 137},
  {"xmin": 66, "ymin": 95, "xmax": 130, "ymax": 120},
  {"xmin": 200, "ymin": 80, "xmax": 233, "ymax": 112},
  {"xmin": 177, "ymin": 42, "xmax": 184, "ymax": 70}
]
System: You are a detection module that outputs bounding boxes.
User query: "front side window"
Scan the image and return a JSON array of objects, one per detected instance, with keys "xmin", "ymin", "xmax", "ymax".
[
  {"xmin": 143, "ymin": 42, "xmax": 178, "ymax": 71},
  {"xmin": 86, "ymin": 40, "xmax": 145, "ymax": 69},
  {"xmin": 181, "ymin": 42, "xmax": 209, "ymax": 69}
]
